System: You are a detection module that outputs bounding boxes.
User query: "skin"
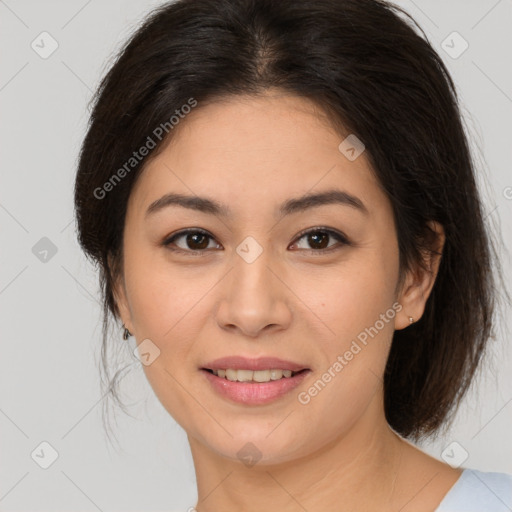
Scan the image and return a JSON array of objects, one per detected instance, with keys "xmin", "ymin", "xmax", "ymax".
[{"xmin": 113, "ymin": 90, "xmax": 462, "ymax": 512}]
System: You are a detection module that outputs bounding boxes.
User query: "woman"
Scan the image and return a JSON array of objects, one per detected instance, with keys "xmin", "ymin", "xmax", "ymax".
[{"xmin": 74, "ymin": 0, "xmax": 512, "ymax": 510}]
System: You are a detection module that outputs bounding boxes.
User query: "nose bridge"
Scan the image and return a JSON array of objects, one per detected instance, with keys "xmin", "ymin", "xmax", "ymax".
[
  {"xmin": 216, "ymin": 234, "xmax": 292, "ymax": 336},
  {"xmin": 231, "ymin": 234, "xmax": 277, "ymax": 301}
]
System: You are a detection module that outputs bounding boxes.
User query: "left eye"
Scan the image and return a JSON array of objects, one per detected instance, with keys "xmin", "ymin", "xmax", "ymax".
[
  {"xmin": 162, "ymin": 227, "xmax": 349, "ymax": 254},
  {"xmin": 291, "ymin": 228, "xmax": 349, "ymax": 252}
]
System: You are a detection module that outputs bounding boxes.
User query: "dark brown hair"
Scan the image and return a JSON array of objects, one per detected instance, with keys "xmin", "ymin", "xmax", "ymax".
[{"xmin": 74, "ymin": 0, "xmax": 509, "ymax": 442}]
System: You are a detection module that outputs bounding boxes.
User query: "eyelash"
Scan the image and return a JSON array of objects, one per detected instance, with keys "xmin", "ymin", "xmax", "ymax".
[{"xmin": 162, "ymin": 227, "xmax": 350, "ymax": 256}]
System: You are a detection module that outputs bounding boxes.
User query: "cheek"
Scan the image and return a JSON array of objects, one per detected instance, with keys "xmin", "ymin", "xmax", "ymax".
[
  {"xmin": 317, "ymin": 258, "xmax": 397, "ymax": 337},
  {"xmin": 296, "ymin": 273, "xmax": 397, "ymax": 432},
  {"xmin": 123, "ymin": 249, "xmax": 210, "ymax": 422},
  {"xmin": 304, "ymin": 248, "xmax": 399, "ymax": 387},
  {"xmin": 123, "ymin": 244, "xmax": 208, "ymax": 337}
]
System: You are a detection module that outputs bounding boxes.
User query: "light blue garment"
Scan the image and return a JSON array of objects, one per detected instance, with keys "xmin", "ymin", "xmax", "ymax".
[{"xmin": 435, "ymin": 468, "xmax": 512, "ymax": 511}]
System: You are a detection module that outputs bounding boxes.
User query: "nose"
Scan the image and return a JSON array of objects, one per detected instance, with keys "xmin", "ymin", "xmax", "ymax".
[{"xmin": 215, "ymin": 247, "xmax": 293, "ymax": 338}]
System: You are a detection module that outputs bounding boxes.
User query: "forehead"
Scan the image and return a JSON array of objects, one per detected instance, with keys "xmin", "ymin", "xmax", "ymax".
[
  {"xmin": 167, "ymin": 92, "xmax": 348, "ymax": 161},
  {"xmin": 130, "ymin": 92, "xmax": 387, "ymax": 221}
]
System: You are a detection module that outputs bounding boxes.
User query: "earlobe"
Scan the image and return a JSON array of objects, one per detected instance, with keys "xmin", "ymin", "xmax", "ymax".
[
  {"xmin": 113, "ymin": 279, "xmax": 133, "ymax": 334},
  {"xmin": 108, "ymin": 253, "xmax": 134, "ymax": 334}
]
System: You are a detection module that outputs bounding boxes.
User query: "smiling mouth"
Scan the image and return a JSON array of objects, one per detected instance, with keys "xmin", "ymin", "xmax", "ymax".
[{"xmin": 202, "ymin": 368, "xmax": 309, "ymax": 383}]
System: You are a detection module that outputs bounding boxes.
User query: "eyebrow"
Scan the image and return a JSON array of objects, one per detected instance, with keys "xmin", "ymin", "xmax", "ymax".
[{"xmin": 145, "ymin": 188, "xmax": 369, "ymax": 219}]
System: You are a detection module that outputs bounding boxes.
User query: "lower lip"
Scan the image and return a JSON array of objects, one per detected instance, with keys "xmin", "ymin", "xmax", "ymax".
[{"xmin": 201, "ymin": 369, "xmax": 311, "ymax": 405}]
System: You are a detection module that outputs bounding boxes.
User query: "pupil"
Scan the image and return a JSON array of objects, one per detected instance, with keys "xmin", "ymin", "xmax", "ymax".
[
  {"xmin": 309, "ymin": 232, "xmax": 328, "ymax": 249},
  {"xmin": 188, "ymin": 233, "xmax": 209, "ymax": 250}
]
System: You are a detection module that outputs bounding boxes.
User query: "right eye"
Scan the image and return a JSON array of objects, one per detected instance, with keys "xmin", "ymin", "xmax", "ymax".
[{"xmin": 162, "ymin": 229, "xmax": 222, "ymax": 255}]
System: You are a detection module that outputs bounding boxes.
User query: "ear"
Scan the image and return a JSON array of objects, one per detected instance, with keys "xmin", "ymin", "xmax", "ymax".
[
  {"xmin": 109, "ymin": 253, "xmax": 134, "ymax": 334},
  {"xmin": 394, "ymin": 221, "xmax": 445, "ymax": 330}
]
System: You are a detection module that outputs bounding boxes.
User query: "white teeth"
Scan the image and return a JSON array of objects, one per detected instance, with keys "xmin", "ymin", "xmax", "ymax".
[
  {"xmin": 212, "ymin": 368, "xmax": 296, "ymax": 382},
  {"xmin": 269, "ymin": 369, "xmax": 280, "ymax": 380},
  {"xmin": 225, "ymin": 369, "xmax": 238, "ymax": 381},
  {"xmin": 236, "ymin": 369, "xmax": 253, "ymax": 382}
]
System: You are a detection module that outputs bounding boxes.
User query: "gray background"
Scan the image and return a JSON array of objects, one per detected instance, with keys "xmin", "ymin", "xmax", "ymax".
[{"xmin": 1, "ymin": 0, "xmax": 511, "ymax": 511}]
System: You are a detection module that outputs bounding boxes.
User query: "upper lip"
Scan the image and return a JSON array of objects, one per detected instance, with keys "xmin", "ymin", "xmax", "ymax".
[{"xmin": 201, "ymin": 356, "xmax": 310, "ymax": 372}]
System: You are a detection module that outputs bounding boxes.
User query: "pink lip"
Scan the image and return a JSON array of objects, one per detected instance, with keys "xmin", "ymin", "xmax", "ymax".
[
  {"xmin": 201, "ymin": 368, "xmax": 311, "ymax": 405},
  {"xmin": 201, "ymin": 356, "xmax": 309, "ymax": 372}
]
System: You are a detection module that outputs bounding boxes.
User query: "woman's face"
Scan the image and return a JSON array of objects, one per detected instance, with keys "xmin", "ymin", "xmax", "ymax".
[{"xmin": 115, "ymin": 92, "xmax": 431, "ymax": 465}]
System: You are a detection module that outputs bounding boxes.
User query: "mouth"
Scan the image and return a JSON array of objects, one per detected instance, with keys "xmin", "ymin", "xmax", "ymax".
[
  {"xmin": 199, "ymin": 365, "xmax": 312, "ymax": 405},
  {"xmin": 201, "ymin": 367, "xmax": 309, "ymax": 382}
]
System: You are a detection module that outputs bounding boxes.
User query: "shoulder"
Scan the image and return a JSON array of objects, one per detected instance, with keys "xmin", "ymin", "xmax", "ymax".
[{"xmin": 435, "ymin": 468, "xmax": 512, "ymax": 512}]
